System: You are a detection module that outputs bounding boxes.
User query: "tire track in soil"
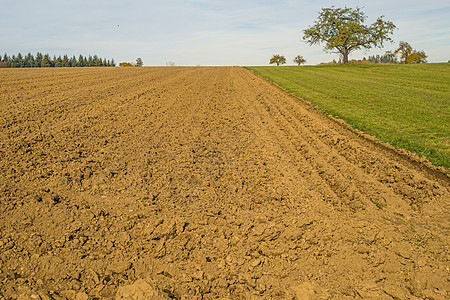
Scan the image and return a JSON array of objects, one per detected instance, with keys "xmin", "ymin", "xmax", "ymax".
[{"xmin": 0, "ymin": 67, "xmax": 449, "ymax": 299}]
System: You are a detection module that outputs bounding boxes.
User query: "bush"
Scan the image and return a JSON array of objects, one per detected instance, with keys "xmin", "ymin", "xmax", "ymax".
[{"xmin": 119, "ymin": 62, "xmax": 133, "ymax": 67}]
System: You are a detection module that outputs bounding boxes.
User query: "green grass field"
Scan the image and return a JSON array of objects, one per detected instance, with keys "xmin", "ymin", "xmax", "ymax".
[{"xmin": 246, "ymin": 64, "xmax": 450, "ymax": 169}]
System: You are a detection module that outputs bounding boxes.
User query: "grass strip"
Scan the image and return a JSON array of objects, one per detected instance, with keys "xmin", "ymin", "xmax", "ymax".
[{"xmin": 246, "ymin": 64, "xmax": 450, "ymax": 169}]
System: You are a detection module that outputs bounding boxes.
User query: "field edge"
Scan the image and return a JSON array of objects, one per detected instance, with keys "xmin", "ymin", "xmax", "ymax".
[{"xmin": 243, "ymin": 66, "xmax": 450, "ymax": 179}]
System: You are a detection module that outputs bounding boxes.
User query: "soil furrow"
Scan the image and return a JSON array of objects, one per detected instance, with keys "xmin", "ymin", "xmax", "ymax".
[{"xmin": 270, "ymin": 87, "xmax": 445, "ymax": 212}]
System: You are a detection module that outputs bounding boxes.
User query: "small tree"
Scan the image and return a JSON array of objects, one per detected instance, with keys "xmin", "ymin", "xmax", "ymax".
[
  {"xmin": 24, "ymin": 53, "xmax": 34, "ymax": 68},
  {"xmin": 135, "ymin": 58, "xmax": 143, "ymax": 67},
  {"xmin": 415, "ymin": 51, "xmax": 427, "ymax": 63},
  {"xmin": 62, "ymin": 55, "xmax": 70, "ymax": 67},
  {"xmin": 41, "ymin": 54, "xmax": 51, "ymax": 67},
  {"xmin": 34, "ymin": 52, "xmax": 43, "ymax": 67},
  {"xmin": 16, "ymin": 53, "xmax": 24, "ymax": 68},
  {"xmin": 394, "ymin": 41, "xmax": 413, "ymax": 64},
  {"xmin": 269, "ymin": 54, "xmax": 286, "ymax": 66},
  {"xmin": 293, "ymin": 55, "xmax": 306, "ymax": 66},
  {"xmin": 70, "ymin": 56, "xmax": 77, "ymax": 67},
  {"xmin": 395, "ymin": 42, "xmax": 427, "ymax": 64},
  {"xmin": 303, "ymin": 6, "xmax": 396, "ymax": 64},
  {"xmin": 383, "ymin": 51, "xmax": 397, "ymax": 63},
  {"xmin": 88, "ymin": 56, "xmax": 94, "ymax": 67},
  {"xmin": 77, "ymin": 55, "xmax": 83, "ymax": 67},
  {"xmin": 93, "ymin": 55, "xmax": 102, "ymax": 66},
  {"xmin": 54, "ymin": 56, "xmax": 63, "ymax": 67}
]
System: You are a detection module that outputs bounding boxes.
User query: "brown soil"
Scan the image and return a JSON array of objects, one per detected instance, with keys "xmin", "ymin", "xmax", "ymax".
[{"xmin": 0, "ymin": 67, "xmax": 449, "ymax": 300}]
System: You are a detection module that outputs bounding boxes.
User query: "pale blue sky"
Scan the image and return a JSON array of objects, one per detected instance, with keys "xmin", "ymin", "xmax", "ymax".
[{"xmin": 1, "ymin": 0, "xmax": 449, "ymax": 65}]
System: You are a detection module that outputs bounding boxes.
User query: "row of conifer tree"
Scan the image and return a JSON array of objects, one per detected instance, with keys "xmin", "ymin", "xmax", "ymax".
[{"xmin": 1, "ymin": 53, "xmax": 116, "ymax": 68}]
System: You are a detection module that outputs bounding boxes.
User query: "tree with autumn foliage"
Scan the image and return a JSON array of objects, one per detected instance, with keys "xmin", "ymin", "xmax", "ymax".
[
  {"xmin": 119, "ymin": 62, "xmax": 133, "ymax": 67},
  {"xmin": 303, "ymin": 6, "xmax": 396, "ymax": 64},
  {"xmin": 394, "ymin": 41, "xmax": 427, "ymax": 64}
]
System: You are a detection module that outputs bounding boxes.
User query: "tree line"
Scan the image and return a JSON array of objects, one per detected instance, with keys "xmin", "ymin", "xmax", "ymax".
[
  {"xmin": 1, "ymin": 53, "xmax": 116, "ymax": 68},
  {"xmin": 364, "ymin": 52, "xmax": 399, "ymax": 64},
  {"xmin": 364, "ymin": 43, "xmax": 427, "ymax": 64}
]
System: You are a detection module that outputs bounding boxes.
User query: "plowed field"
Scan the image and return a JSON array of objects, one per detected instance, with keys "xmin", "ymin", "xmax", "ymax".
[{"xmin": 0, "ymin": 67, "xmax": 449, "ymax": 299}]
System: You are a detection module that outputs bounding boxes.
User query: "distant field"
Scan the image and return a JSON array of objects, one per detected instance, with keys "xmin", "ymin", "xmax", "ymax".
[{"xmin": 247, "ymin": 64, "xmax": 450, "ymax": 169}]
